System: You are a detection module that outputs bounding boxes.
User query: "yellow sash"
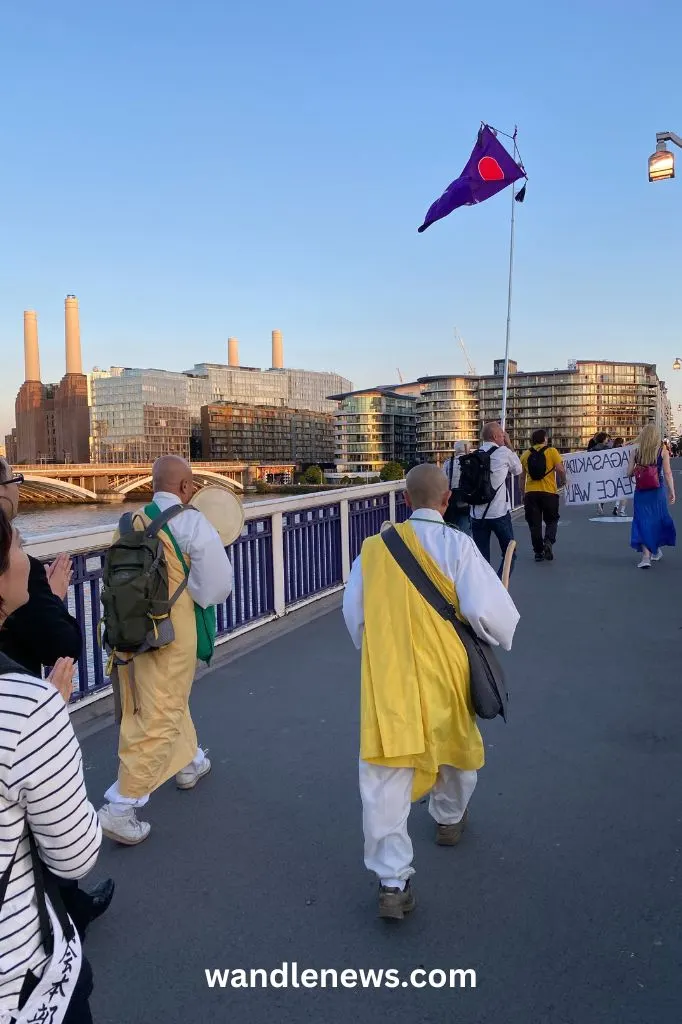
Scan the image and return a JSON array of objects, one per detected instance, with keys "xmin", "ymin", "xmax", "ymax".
[{"xmin": 360, "ymin": 521, "xmax": 484, "ymax": 800}]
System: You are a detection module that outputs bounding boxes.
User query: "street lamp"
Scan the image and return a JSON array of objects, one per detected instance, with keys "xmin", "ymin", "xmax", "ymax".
[
  {"xmin": 648, "ymin": 131, "xmax": 682, "ymax": 182},
  {"xmin": 674, "ymin": 359, "xmax": 682, "ymax": 371}
]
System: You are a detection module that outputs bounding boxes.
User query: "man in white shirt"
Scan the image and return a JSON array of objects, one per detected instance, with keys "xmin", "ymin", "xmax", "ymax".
[
  {"xmin": 469, "ymin": 422, "xmax": 523, "ymax": 578},
  {"xmin": 442, "ymin": 440, "xmax": 472, "ymax": 535}
]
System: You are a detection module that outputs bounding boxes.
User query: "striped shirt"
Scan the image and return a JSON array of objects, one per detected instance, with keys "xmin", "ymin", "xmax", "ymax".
[{"xmin": 0, "ymin": 672, "xmax": 101, "ymax": 1013}]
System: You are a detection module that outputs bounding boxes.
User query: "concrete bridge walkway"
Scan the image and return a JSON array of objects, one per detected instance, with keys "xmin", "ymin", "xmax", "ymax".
[{"xmin": 79, "ymin": 498, "xmax": 682, "ymax": 1024}]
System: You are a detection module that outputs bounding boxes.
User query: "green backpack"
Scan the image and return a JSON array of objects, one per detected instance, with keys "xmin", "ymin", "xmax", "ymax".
[{"xmin": 100, "ymin": 505, "xmax": 191, "ymax": 658}]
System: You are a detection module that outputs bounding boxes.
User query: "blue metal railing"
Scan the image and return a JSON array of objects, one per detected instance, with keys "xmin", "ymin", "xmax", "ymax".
[
  {"xmin": 41, "ymin": 485, "xmax": 407, "ymax": 702},
  {"xmin": 217, "ymin": 517, "xmax": 274, "ymax": 633},
  {"xmin": 395, "ymin": 491, "xmax": 410, "ymax": 523},
  {"xmin": 349, "ymin": 494, "xmax": 391, "ymax": 562},
  {"xmin": 283, "ymin": 503, "xmax": 342, "ymax": 604},
  {"xmin": 63, "ymin": 518, "xmax": 278, "ymax": 701}
]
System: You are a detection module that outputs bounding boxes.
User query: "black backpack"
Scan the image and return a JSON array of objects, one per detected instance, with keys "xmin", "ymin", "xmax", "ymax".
[
  {"xmin": 449, "ymin": 446, "xmax": 500, "ymax": 517},
  {"xmin": 526, "ymin": 445, "xmax": 551, "ymax": 481}
]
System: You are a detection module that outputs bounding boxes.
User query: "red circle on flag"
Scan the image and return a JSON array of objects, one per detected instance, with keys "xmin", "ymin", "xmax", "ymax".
[{"xmin": 478, "ymin": 156, "xmax": 505, "ymax": 181}]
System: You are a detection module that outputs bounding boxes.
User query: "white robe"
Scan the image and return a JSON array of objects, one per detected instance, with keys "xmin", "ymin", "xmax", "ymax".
[
  {"xmin": 343, "ymin": 507, "xmax": 520, "ymax": 652},
  {"xmin": 153, "ymin": 490, "xmax": 233, "ymax": 607}
]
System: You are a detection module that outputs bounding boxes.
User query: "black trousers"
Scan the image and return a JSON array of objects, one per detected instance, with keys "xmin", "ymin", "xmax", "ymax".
[{"xmin": 524, "ymin": 492, "xmax": 560, "ymax": 553}]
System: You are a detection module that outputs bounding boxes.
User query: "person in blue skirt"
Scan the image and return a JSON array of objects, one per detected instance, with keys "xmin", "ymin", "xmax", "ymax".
[{"xmin": 627, "ymin": 423, "xmax": 676, "ymax": 569}]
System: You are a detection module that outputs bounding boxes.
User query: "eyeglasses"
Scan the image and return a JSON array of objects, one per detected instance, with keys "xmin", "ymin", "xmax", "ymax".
[{"xmin": 0, "ymin": 474, "xmax": 24, "ymax": 487}]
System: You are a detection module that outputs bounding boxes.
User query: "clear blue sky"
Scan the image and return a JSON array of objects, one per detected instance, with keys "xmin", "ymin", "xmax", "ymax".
[{"xmin": 3, "ymin": 0, "xmax": 682, "ymax": 438}]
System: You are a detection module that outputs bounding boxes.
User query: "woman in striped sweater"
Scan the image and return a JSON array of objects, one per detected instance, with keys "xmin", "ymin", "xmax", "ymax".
[{"xmin": 0, "ymin": 510, "xmax": 101, "ymax": 1023}]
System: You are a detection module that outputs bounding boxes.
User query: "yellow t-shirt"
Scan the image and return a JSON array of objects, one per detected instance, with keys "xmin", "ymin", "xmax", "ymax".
[{"xmin": 521, "ymin": 445, "xmax": 563, "ymax": 494}]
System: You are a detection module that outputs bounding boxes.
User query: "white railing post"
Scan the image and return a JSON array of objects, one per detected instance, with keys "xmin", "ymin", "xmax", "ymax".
[
  {"xmin": 340, "ymin": 498, "xmax": 351, "ymax": 581},
  {"xmin": 271, "ymin": 512, "xmax": 286, "ymax": 616},
  {"xmin": 389, "ymin": 488, "xmax": 396, "ymax": 522}
]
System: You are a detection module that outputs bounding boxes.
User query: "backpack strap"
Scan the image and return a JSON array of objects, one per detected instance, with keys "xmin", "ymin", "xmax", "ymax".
[
  {"xmin": 478, "ymin": 445, "xmax": 502, "ymax": 521},
  {"xmin": 144, "ymin": 503, "xmax": 195, "ymax": 539},
  {"xmin": 144, "ymin": 502, "xmax": 195, "ymax": 609}
]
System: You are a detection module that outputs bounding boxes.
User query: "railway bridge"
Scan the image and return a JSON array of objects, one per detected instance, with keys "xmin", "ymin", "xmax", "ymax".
[{"xmin": 16, "ymin": 461, "xmax": 295, "ymax": 503}]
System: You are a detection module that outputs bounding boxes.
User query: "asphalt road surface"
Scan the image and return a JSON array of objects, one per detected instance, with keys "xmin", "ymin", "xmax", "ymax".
[{"xmin": 81, "ymin": 497, "xmax": 682, "ymax": 1024}]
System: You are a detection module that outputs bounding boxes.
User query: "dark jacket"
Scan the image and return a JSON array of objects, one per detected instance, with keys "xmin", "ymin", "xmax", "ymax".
[{"xmin": 0, "ymin": 556, "xmax": 82, "ymax": 676}]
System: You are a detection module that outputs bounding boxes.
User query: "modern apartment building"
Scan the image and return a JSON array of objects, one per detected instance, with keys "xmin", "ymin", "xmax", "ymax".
[
  {"xmin": 478, "ymin": 360, "xmax": 667, "ymax": 452},
  {"xmin": 201, "ymin": 402, "xmax": 335, "ymax": 465},
  {"xmin": 415, "ymin": 375, "xmax": 479, "ymax": 463},
  {"xmin": 90, "ymin": 332, "xmax": 352, "ymax": 463},
  {"xmin": 90, "ymin": 368, "xmax": 193, "ymax": 462},
  {"xmin": 330, "ymin": 384, "xmax": 420, "ymax": 479},
  {"xmin": 416, "ymin": 360, "xmax": 670, "ymax": 459}
]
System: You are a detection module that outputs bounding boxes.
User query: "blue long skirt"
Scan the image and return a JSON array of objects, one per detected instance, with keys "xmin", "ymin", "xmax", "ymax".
[{"xmin": 630, "ymin": 487, "xmax": 676, "ymax": 553}]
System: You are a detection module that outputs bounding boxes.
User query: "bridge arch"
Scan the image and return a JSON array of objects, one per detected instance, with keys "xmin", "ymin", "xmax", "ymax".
[
  {"xmin": 20, "ymin": 475, "xmax": 98, "ymax": 503},
  {"xmin": 115, "ymin": 471, "xmax": 243, "ymax": 497}
]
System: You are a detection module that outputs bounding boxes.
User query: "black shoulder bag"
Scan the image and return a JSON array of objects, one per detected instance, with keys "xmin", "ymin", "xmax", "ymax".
[{"xmin": 381, "ymin": 526, "xmax": 508, "ymax": 721}]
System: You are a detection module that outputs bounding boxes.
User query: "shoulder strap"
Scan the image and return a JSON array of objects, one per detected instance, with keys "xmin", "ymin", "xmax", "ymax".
[
  {"xmin": 448, "ymin": 454, "xmax": 455, "ymax": 487},
  {"xmin": 144, "ymin": 502, "xmax": 191, "ymax": 603},
  {"xmin": 381, "ymin": 526, "xmax": 465, "ymax": 639},
  {"xmin": 145, "ymin": 503, "xmax": 195, "ymax": 539},
  {"xmin": 0, "ymin": 827, "xmax": 74, "ymax": 958}
]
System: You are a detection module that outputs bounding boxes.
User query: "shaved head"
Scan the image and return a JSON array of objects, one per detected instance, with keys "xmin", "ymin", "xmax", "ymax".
[
  {"xmin": 405, "ymin": 463, "xmax": 450, "ymax": 512},
  {"xmin": 152, "ymin": 455, "xmax": 194, "ymax": 502},
  {"xmin": 482, "ymin": 421, "xmax": 504, "ymax": 443}
]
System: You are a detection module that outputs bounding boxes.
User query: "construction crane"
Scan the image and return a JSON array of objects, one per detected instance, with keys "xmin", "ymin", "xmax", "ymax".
[
  {"xmin": 455, "ymin": 328, "xmax": 476, "ymax": 375},
  {"xmin": 396, "ymin": 368, "xmax": 405, "ymax": 383}
]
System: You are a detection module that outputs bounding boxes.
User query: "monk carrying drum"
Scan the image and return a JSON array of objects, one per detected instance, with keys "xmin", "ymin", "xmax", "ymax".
[{"xmin": 98, "ymin": 455, "xmax": 234, "ymax": 845}]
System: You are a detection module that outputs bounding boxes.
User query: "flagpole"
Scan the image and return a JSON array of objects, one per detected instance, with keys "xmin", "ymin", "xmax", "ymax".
[{"xmin": 500, "ymin": 129, "xmax": 518, "ymax": 432}]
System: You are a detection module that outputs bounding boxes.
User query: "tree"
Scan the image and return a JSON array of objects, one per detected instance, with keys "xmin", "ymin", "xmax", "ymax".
[
  {"xmin": 380, "ymin": 461, "xmax": 405, "ymax": 482},
  {"xmin": 302, "ymin": 465, "xmax": 324, "ymax": 485}
]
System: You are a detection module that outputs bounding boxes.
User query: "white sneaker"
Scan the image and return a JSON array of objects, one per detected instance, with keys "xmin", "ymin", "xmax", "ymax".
[
  {"xmin": 651, "ymin": 549, "xmax": 663, "ymax": 562},
  {"xmin": 98, "ymin": 804, "xmax": 151, "ymax": 846},
  {"xmin": 637, "ymin": 555, "xmax": 651, "ymax": 569},
  {"xmin": 176, "ymin": 752, "xmax": 212, "ymax": 790}
]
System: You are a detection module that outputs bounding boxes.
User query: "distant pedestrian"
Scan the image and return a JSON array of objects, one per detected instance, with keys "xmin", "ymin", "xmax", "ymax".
[
  {"xmin": 442, "ymin": 441, "xmax": 472, "ymax": 536},
  {"xmin": 589, "ymin": 432, "xmax": 611, "ymax": 515},
  {"xmin": 610, "ymin": 437, "xmax": 628, "ymax": 516},
  {"xmin": 520, "ymin": 429, "xmax": 566, "ymax": 562},
  {"xmin": 467, "ymin": 423, "xmax": 523, "ymax": 578},
  {"xmin": 627, "ymin": 424, "xmax": 676, "ymax": 569}
]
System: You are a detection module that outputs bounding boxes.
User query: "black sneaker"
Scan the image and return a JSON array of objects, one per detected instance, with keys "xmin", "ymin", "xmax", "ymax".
[
  {"xmin": 534, "ymin": 552, "xmax": 544, "ymax": 562},
  {"xmin": 543, "ymin": 541, "xmax": 554, "ymax": 561}
]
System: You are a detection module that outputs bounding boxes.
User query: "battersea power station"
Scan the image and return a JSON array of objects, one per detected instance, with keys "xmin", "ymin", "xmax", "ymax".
[{"xmin": 13, "ymin": 295, "xmax": 90, "ymax": 464}]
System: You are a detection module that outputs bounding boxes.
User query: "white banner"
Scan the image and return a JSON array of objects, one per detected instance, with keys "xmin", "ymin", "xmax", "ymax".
[{"xmin": 563, "ymin": 445, "xmax": 635, "ymax": 506}]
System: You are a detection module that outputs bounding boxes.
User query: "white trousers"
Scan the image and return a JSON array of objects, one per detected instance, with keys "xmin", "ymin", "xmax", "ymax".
[
  {"xmin": 104, "ymin": 747, "xmax": 206, "ymax": 811},
  {"xmin": 359, "ymin": 759, "xmax": 478, "ymax": 888}
]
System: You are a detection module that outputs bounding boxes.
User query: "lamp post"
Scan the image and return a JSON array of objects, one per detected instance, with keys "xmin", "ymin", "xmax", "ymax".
[{"xmin": 648, "ymin": 131, "xmax": 682, "ymax": 182}]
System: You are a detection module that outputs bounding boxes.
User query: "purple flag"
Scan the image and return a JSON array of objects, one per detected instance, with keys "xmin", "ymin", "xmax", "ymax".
[{"xmin": 418, "ymin": 125, "xmax": 526, "ymax": 233}]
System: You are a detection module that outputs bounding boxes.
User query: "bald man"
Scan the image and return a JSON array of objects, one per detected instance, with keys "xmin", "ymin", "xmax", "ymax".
[
  {"xmin": 343, "ymin": 464, "xmax": 519, "ymax": 919},
  {"xmin": 98, "ymin": 456, "xmax": 233, "ymax": 845}
]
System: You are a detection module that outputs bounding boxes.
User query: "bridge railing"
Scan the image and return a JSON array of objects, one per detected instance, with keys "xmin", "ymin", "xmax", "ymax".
[
  {"xmin": 24, "ymin": 477, "xmax": 524, "ymax": 706},
  {"xmin": 24, "ymin": 482, "xmax": 405, "ymax": 704}
]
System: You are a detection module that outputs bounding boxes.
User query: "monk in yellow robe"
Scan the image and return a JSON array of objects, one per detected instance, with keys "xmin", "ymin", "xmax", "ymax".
[
  {"xmin": 343, "ymin": 463, "xmax": 519, "ymax": 919},
  {"xmin": 98, "ymin": 456, "xmax": 233, "ymax": 846}
]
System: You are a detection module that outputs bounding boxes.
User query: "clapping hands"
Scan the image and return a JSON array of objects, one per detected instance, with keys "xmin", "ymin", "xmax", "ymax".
[
  {"xmin": 48, "ymin": 657, "xmax": 76, "ymax": 703},
  {"xmin": 46, "ymin": 553, "xmax": 73, "ymax": 600}
]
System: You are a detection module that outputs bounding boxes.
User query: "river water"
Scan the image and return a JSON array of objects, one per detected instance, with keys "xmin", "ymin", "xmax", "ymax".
[{"xmin": 15, "ymin": 496, "xmax": 264, "ymax": 541}]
